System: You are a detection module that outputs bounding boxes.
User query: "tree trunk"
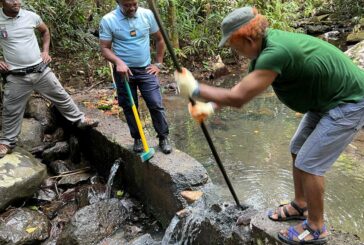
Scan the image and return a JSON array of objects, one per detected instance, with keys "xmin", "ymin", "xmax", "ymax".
[{"xmin": 167, "ymin": 0, "xmax": 179, "ymax": 49}]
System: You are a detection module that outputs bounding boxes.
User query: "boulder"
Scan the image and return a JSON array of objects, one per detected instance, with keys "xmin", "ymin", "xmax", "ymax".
[
  {"xmin": 346, "ymin": 31, "xmax": 364, "ymax": 43},
  {"xmin": 58, "ymin": 198, "xmax": 128, "ymax": 245},
  {"xmin": 18, "ymin": 118, "xmax": 43, "ymax": 151},
  {"xmin": 345, "ymin": 40, "xmax": 364, "ymax": 69},
  {"xmin": 0, "ymin": 147, "xmax": 47, "ymax": 211},
  {"xmin": 0, "ymin": 208, "xmax": 50, "ymax": 244},
  {"xmin": 24, "ymin": 96, "xmax": 54, "ymax": 132}
]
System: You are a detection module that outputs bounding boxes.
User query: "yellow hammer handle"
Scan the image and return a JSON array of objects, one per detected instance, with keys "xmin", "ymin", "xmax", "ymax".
[{"xmin": 131, "ymin": 105, "xmax": 149, "ymax": 152}]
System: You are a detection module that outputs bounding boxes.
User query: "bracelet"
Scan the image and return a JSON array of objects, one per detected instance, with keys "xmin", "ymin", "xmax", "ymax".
[{"xmin": 154, "ymin": 63, "xmax": 163, "ymax": 69}]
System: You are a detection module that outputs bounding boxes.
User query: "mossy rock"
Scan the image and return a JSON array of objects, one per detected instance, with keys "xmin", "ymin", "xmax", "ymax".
[
  {"xmin": 346, "ymin": 31, "xmax": 364, "ymax": 43},
  {"xmin": 359, "ymin": 18, "xmax": 364, "ymax": 25}
]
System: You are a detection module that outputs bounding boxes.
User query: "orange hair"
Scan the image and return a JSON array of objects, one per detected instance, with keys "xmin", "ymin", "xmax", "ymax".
[{"xmin": 229, "ymin": 8, "xmax": 269, "ymax": 42}]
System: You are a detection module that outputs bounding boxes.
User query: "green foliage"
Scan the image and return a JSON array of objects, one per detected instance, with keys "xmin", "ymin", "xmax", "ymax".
[
  {"xmin": 24, "ymin": 0, "xmax": 115, "ymax": 51},
  {"xmin": 18, "ymin": 0, "xmax": 359, "ymax": 65},
  {"xmin": 156, "ymin": 0, "xmax": 306, "ymax": 63},
  {"xmin": 260, "ymin": 0, "xmax": 300, "ymax": 31},
  {"xmin": 156, "ymin": 0, "xmax": 244, "ymax": 61},
  {"xmin": 331, "ymin": 0, "xmax": 364, "ymax": 17}
]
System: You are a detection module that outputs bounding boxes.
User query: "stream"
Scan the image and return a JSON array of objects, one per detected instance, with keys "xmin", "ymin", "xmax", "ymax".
[{"xmin": 156, "ymin": 75, "xmax": 364, "ymax": 240}]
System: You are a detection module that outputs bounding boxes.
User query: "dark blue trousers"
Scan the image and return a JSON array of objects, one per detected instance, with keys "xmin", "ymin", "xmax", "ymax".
[{"xmin": 114, "ymin": 67, "xmax": 169, "ymax": 140}]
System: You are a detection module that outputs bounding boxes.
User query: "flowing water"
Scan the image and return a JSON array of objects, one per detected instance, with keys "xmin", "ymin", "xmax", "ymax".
[
  {"xmin": 158, "ymin": 74, "xmax": 364, "ymax": 240},
  {"xmin": 104, "ymin": 159, "xmax": 121, "ymax": 199}
]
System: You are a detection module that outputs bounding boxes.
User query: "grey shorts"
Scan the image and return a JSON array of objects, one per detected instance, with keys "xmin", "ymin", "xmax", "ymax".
[{"xmin": 290, "ymin": 98, "xmax": 364, "ymax": 176}]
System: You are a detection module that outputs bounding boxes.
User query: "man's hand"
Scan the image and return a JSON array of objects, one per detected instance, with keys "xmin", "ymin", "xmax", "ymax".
[
  {"xmin": 188, "ymin": 101, "xmax": 215, "ymax": 123},
  {"xmin": 115, "ymin": 61, "xmax": 133, "ymax": 79},
  {"xmin": 41, "ymin": 52, "xmax": 52, "ymax": 64},
  {"xmin": 174, "ymin": 67, "xmax": 199, "ymax": 98},
  {"xmin": 146, "ymin": 64, "xmax": 160, "ymax": 75},
  {"xmin": 0, "ymin": 61, "xmax": 9, "ymax": 72}
]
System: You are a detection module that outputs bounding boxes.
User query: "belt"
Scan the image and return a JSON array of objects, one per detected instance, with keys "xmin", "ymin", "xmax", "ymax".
[{"xmin": 9, "ymin": 62, "xmax": 48, "ymax": 75}]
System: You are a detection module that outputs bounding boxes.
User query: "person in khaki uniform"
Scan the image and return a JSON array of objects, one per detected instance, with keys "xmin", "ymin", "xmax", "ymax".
[{"xmin": 0, "ymin": 0, "xmax": 98, "ymax": 158}]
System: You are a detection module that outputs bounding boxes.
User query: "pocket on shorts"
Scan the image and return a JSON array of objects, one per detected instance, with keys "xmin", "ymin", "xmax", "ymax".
[{"xmin": 328, "ymin": 101, "xmax": 364, "ymax": 130}]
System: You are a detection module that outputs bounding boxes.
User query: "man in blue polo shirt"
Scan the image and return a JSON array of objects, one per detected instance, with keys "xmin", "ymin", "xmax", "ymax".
[{"xmin": 99, "ymin": 0, "xmax": 172, "ymax": 154}]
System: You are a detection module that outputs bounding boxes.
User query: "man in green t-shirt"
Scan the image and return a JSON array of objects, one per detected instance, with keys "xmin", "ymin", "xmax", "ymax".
[{"xmin": 174, "ymin": 6, "xmax": 364, "ymax": 245}]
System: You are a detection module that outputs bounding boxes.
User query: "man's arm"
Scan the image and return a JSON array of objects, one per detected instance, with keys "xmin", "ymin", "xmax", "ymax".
[
  {"xmin": 37, "ymin": 22, "xmax": 51, "ymax": 63},
  {"xmin": 153, "ymin": 30, "xmax": 165, "ymax": 64},
  {"xmin": 146, "ymin": 31, "xmax": 165, "ymax": 75},
  {"xmin": 99, "ymin": 39, "xmax": 132, "ymax": 77},
  {"xmin": 199, "ymin": 69, "xmax": 278, "ymax": 108}
]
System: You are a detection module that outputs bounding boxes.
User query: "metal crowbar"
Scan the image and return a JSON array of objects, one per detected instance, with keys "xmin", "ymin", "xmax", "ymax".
[{"xmin": 147, "ymin": 0, "xmax": 247, "ymax": 209}]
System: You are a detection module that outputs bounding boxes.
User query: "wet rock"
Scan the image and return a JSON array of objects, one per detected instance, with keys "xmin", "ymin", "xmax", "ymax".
[
  {"xmin": 130, "ymin": 234, "xmax": 159, "ymax": 245},
  {"xmin": 49, "ymin": 160, "xmax": 71, "ymax": 175},
  {"xmin": 162, "ymin": 185, "xmax": 255, "ymax": 245},
  {"xmin": 45, "ymin": 128, "xmax": 66, "ymax": 143},
  {"xmin": 176, "ymin": 208, "xmax": 191, "ymax": 218},
  {"xmin": 345, "ymin": 40, "xmax": 364, "ymax": 69},
  {"xmin": 236, "ymin": 208, "xmax": 257, "ymax": 226},
  {"xmin": 180, "ymin": 190, "xmax": 203, "ymax": 204},
  {"xmin": 347, "ymin": 31, "xmax": 364, "ymax": 43},
  {"xmin": 58, "ymin": 198, "xmax": 128, "ymax": 245},
  {"xmin": 125, "ymin": 225, "xmax": 142, "ymax": 237},
  {"xmin": 34, "ymin": 188, "xmax": 57, "ymax": 202},
  {"xmin": 40, "ymin": 201, "xmax": 66, "ymax": 219},
  {"xmin": 97, "ymin": 230, "xmax": 128, "ymax": 245},
  {"xmin": 0, "ymin": 148, "xmax": 47, "ymax": 211},
  {"xmin": 321, "ymin": 30, "xmax": 341, "ymax": 40},
  {"xmin": 250, "ymin": 211, "xmax": 363, "ymax": 244},
  {"xmin": 18, "ymin": 118, "xmax": 43, "ymax": 151},
  {"xmin": 41, "ymin": 202, "xmax": 79, "ymax": 244},
  {"xmin": 25, "ymin": 96, "xmax": 55, "ymax": 132},
  {"xmin": 69, "ymin": 136, "xmax": 81, "ymax": 164},
  {"xmin": 57, "ymin": 172, "xmax": 92, "ymax": 186},
  {"xmin": 30, "ymin": 141, "xmax": 57, "ymax": 157},
  {"xmin": 0, "ymin": 208, "xmax": 50, "ymax": 244},
  {"xmin": 42, "ymin": 141, "xmax": 70, "ymax": 163},
  {"xmin": 75, "ymin": 183, "xmax": 107, "ymax": 208},
  {"xmin": 306, "ymin": 24, "xmax": 332, "ymax": 34}
]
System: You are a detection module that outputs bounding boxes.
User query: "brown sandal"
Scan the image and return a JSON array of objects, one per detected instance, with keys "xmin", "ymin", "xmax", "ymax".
[
  {"xmin": 0, "ymin": 144, "xmax": 12, "ymax": 158},
  {"xmin": 268, "ymin": 201, "xmax": 308, "ymax": 221}
]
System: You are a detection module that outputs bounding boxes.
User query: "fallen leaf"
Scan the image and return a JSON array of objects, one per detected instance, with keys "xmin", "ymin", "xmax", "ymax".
[{"xmin": 26, "ymin": 227, "xmax": 37, "ymax": 234}]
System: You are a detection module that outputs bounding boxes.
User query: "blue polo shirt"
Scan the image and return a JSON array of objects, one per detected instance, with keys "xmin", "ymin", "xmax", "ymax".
[{"xmin": 99, "ymin": 6, "xmax": 159, "ymax": 67}]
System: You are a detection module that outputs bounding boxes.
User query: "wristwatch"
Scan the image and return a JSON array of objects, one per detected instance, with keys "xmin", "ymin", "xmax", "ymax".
[{"xmin": 154, "ymin": 63, "xmax": 163, "ymax": 69}]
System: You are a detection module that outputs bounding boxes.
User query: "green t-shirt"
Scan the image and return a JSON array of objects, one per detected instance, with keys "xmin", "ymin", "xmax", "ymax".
[{"xmin": 249, "ymin": 29, "xmax": 364, "ymax": 113}]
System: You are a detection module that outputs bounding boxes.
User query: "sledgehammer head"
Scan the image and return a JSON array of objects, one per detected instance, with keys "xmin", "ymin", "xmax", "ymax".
[{"xmin": 140, "ymin": 147, "xmax": 155, "ymax": 162}]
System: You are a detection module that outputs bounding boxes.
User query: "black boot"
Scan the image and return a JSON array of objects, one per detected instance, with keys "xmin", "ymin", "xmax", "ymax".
[
  {"xmin": 133, "ymin": 139, "xmax": 143, "ymax": 153},
  {"xmin": 159, "ymin": 137, "xmax": 172, "ymax": 154}
]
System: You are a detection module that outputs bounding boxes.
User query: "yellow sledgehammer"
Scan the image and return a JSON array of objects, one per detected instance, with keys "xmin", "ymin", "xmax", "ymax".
[{"xmin": 109, "ymin": 63, "xmax": 155, "ymax": 162}]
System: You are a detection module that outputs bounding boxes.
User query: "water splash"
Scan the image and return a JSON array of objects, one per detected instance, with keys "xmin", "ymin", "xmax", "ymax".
[
  {"xmin": 162, "ymin": 201, "xmax": 206, "ymax": 245},
  {"xmin": 161, "ymin": 194, "xmax": 248, "ymax": 245},
  {"xmin": 104, "ymin": 158, "xmax": 122, "ymax": 199}
]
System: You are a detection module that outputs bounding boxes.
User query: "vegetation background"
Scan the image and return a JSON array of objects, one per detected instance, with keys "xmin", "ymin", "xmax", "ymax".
[{"xmin": 16, "ymin": 0, "xmax": 364, "ymax": 85}]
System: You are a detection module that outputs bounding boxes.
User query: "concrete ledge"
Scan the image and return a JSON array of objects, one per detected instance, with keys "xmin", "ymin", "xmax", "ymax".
[{"xmin": 75, "ymin": 104, "xmax": 210, "ymax": 227}]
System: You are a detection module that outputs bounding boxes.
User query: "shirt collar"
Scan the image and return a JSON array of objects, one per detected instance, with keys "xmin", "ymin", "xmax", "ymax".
[
  {"xmin": 1, "ymin": 8, "xmax": 24, "ymax": 19},
  {"xmin": 116, "ymin": 5, "xmax": 139, "ymax": 20}
]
